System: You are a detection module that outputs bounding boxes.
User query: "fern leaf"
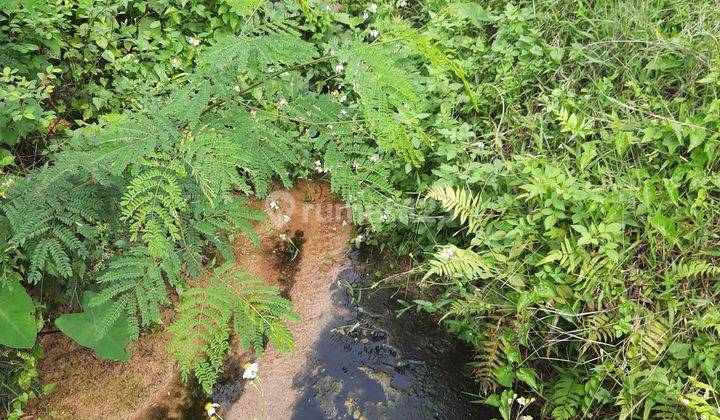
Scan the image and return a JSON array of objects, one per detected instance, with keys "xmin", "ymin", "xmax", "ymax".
[{"xmin": 426, "ymin": 184, "xmax": 483, "ymax": 233}]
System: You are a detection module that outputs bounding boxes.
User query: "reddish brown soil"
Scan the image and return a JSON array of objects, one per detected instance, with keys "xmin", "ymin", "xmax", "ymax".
[{"xmin": 27, "ymin": 180, "xmax": 354, "ymax": 419}]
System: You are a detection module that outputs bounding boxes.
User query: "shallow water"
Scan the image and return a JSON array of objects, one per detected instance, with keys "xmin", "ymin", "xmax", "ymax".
[{"xmin": 287, "ymin": 249, "xmax": 494, "ymax": 419}]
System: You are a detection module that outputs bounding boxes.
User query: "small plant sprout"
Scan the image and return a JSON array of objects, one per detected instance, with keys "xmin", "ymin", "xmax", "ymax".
[{"xmin": 243, "ymin": 362, "xmax": 259, "ymax": 380}]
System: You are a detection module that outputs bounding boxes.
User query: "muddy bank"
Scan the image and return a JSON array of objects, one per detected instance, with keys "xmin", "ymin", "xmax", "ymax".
[{"xmin": 30, "ymin": 180, "xmax": 353, "ymax": 418}]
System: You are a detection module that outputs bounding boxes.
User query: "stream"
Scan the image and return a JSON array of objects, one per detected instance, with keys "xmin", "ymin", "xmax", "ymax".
[{"xmin": 207, "ymin": 249, "xmax": 495, "ymax": 419}]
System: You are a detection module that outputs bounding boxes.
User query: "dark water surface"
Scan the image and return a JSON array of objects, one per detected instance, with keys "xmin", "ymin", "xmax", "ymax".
[{"xmin": 288, "ymin": 250, "xmax": 494, "ymax": 419}]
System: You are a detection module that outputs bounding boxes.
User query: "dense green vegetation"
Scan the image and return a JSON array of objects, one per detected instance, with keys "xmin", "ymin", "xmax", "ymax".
[{"xmin": 2, "ymin": 0, "xmax": 720, "ymax": 419}]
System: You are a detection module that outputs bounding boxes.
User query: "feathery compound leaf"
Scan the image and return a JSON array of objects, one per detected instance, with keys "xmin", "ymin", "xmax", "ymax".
[
  {"xmin": 169, "ymin": 263, "xmax": 298, "ymax": 394},
  {"xmin": 3, "ymin": 178, "xmax": 103, "ymax": 284},
  {"xmin": 90, "ymin": 246, "xmax": 170, "ymax": 338},
  {"xmin": 337, "ymin": 41, "xmax": 425, "ymax": 166},
  {"xmin": 121, "ymin": 168, "xmax": 186, "ymax": 254}
]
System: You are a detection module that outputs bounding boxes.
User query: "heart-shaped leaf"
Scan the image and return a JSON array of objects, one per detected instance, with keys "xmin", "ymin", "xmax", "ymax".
[
  {"xmin": 55, "ymin": 292, "xmax": 131, "ymax": 361},
  {"xmin": 0, "ymin": 280, "xmax": 37, "ymax": 349}
]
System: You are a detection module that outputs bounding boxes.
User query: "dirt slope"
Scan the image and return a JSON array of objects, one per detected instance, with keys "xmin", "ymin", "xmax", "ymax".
[{"xmin": 29, "ymin": 180, "xmax": 353, "ymax": 419}]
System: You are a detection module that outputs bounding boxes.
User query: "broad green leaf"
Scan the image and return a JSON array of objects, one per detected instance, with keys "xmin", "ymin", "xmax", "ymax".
[
  {"xmin": 516, "ymin": 367, "xmax": 538, "ymax": 390},
  {"xmin": 648, "ymin": 212, "xmax": 677, "ymax": 240},
  {"xmin": 0, "ymin": 280, "xmax": 37, "ymax": 349},
  {"xmin": 55, "ymin": 292, "xmax": 131, "ymax": 361},
  {"xmin": 494, "ymin": 365, "xmax": 514, "ymax": 387}
]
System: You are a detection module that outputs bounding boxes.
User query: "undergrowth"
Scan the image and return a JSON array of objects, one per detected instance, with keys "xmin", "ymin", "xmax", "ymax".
[{"xmin": 2, "ymin": 0, "xmax": 720, "ymax": 419}]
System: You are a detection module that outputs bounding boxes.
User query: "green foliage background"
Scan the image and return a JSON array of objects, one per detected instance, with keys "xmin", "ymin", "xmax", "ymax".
[{"xmin": 2, "ymin": 0, "xmax": 720, "ymax": 419}]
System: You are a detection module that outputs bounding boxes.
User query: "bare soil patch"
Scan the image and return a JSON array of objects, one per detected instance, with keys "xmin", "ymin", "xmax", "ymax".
[{"xmin": 28, "ymin": 180, "xmax": 353, "ymax": 419}]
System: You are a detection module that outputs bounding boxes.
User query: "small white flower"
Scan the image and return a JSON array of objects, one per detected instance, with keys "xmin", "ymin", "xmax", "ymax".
[
  {"xmin": 243, "ymin": 362, "xmax": 259, "ymax": 380},
  {"xmin": 369, "ymin": 2, "xmax": 378, "ymax": 13},
  {"xmin": 134, "ymin": 58, "xmax": 140, "ymax": 64},
  {"xmin": 315, "ymin": 160, "xmax": 322, "ymax": 167},
  {"xmin": 342, "ymin": 220, "xmax": 348, "ymax": 226},
  {"xmin": 369, "ymin": 154, "xmax": 380, "ymax": 163},
  {"xmin": 334, "ymin": 63, "xmax": 345, "ymax": 74},
  {"xmin": 282, "ymin": 214, "xmax": 291, "ymax": 223},
  {"xmin": 352, "ymin": 162, "xmax": 359, "ymax": 169},
  {"xmin": 363, "ymin": 11, "xmax": 369, "ymax": 19},
  {"xmin": 234, "ymin": 85, "xmax": 241, "ymax": 93},
  {"xmin": 682, "ymin": 398, "xmax": 690, "ymax": 405},
  {"xmin": 340, "ymin": 109, "xmax": 348, "ymax": 117},
  {"xmin": 266, "ymin": 66, "xmax": 275, "ymax": 73},
  {"xmin": 397, "ymin": 0, "xmax": 407, "ymax": 6},
  {"xmin": 474, "ymin": 141, "xmax": 485, "ymax": 149},
  {"xmin": 379, "ymin": 214, "xmax": 388, "ymax": 222},
  {"xmin": 326, "ymin": 124, "xmax": 334, "ymax": 129},
  {"xmin": 250, "ymin": 110, "xmax": 257, "ymax": 118},
  {"xmin": 279, "ymin": 233, "xmax": 288, "ymax": 241},
  {"xmin": 269, "ymin": 200, "xmax": 280, "ymax": 211},
  {"xmin": 439, "ymin": 246, "xmax": 455, "ymax": 259},
  {"xmin": 278, "ymin": 98, "xmax": 288, "ymax": 107},
  {"xmin": 281, "ymin": 71, "xmax": 290, "ymax": 77},
  {"xmin": 517, "ymin": 397, "xmax": 528, "ymax": 406},
  {"xmin": 171, "ymin": 57, "xmax": 181, "ymax": 68},
  {"xmin": 355, "ymin": 234, "xmax": 364, "ymax": 243},
  {"xmin": 188, "ymin": 37, "xmax": 200, "ymax": 47},
  {"xmin": 205, "ymin": 402, "xmax": 220, "ymax": 416},
  {"xmin": 370, "ymin": 29, "xmax": 379, "ymax": 39},
  {"xmin": 339, "ymin": 94, "xmax": 347, "ymax": 103}
]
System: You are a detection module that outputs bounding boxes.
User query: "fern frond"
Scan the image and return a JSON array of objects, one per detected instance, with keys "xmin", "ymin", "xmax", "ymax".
[
  {"xmin": 552, "ymin": 375, "xmax": 585, "ymax": 420},
  {"xmin": 668, "ymin": 259, "xmax": 720, "ymax": 282},
  {"xmin": 426, "ymin": 184, "xmax": 483, "ymax": 233},
  {"xmin": 424, "ymin": 244, "xmax": 494, "ymax": 282},
  {"xmin": 472, "ymin": 318, "xmax": 508, "ymax": 395}
]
